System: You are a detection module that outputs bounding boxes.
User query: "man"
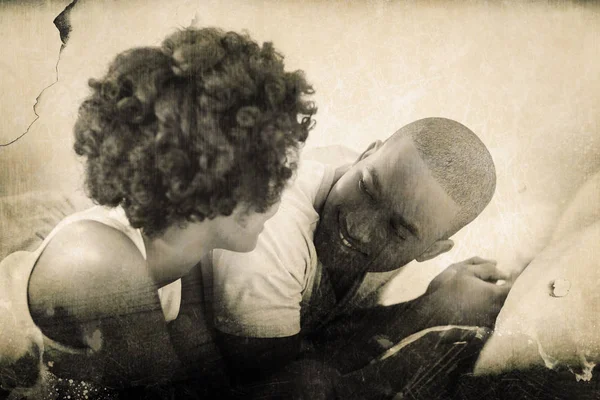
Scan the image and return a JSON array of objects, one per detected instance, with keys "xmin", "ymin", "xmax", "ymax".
[{"xmin": 174, "ymin": 117, "xmax": 512, "ymax": 398}]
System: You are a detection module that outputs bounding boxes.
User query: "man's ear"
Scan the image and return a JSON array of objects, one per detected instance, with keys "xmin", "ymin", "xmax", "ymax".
[
  {"xmin": 355, "ymin": 140, "xmax": 383, "ymax": 164},
  {"xmin": 415, "ymin": 239, "xmax": 454, "ymax": 262}
]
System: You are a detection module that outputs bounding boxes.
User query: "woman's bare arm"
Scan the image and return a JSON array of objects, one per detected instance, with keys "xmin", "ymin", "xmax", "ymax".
[{"xmin": 28, "ymin": 220, "xmax": 181, "ymax": 387}]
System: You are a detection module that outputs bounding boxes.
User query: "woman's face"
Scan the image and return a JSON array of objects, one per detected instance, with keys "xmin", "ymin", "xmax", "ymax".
[{"xmin": 215, "ymin": 200, "xmax": 281, "ymax": 253}]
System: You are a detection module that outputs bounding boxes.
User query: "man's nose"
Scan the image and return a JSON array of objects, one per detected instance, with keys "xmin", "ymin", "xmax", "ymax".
[{"xmin": 346, "ymin": 209, "xmax": 383, "ymax": 244}]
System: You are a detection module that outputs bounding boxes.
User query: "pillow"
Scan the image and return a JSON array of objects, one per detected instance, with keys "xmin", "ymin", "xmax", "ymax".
[
  {"xmin": 0, "ymin": 191, "xmax": 92, "ymax": 261},
  {"xmin": 475, "ymin": 173, "xmax": 600, "ymax": 382}
]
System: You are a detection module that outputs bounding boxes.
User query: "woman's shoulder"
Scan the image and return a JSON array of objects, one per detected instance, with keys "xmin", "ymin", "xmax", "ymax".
[
  {"xmin": 27, "ymin": 220, "xmax": 175, "ymax": 378},
  {"xmin": 29, "ymin": 219, "xmax": 153, "ymax": 321}
]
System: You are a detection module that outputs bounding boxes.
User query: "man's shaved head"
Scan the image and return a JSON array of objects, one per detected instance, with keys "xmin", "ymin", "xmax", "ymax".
[{"xmin": 387, "ymin": 117, "xmax": 496, "ymax": 237}]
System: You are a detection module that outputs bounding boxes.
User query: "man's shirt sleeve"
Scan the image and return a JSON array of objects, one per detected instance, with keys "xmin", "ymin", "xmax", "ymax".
[{"xmin": 210, "ymin": 160, "xmax": 334, "ymax": 338}]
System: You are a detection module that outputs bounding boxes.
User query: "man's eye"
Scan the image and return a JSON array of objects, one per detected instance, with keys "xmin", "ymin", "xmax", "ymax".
[
  {"xmin": 390, "ymin": 221, "xmax": 407, "ymax": 241},
  {"xmin": 359, "ymin": 178, "xmax": 375, "ymax": 201}
]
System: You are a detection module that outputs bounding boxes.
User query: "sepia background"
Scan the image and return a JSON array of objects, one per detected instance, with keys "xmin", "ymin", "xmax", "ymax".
[
  {"xmin": 2, "ymin": 0, "xmax": 598, "ymax": 293},
  {"xmin": 0, "ymin": 0, "xmax": 599, "ymax": 396}
]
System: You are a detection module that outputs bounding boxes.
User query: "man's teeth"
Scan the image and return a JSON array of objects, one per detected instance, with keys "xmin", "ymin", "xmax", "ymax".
[{"xmin": 339, "ymin": 230, "xmax": 355, "ymax": 249}]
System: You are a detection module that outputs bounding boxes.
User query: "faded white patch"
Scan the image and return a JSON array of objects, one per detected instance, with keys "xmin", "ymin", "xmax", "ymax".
[
  {"xmin": 83, "ymin": 328, "xmax": 103, "ymax": 353},
  {"xmin": 550, "ymin": 278, "xmax": 571, "ymax": 297},
  {"xmin": 373, "ymin": 335, "xmax": 394, "ymax": 350},
  {"xmin": 376, "ymin": 325, "xmax": 483, "ymax": 363},
  {"xmin": 572, "ymin": 352, "xmax": 596, "ymax": 382},
  {"xmin": 534, "ymin": 334, "xmax": 560, "ymax": 370}
]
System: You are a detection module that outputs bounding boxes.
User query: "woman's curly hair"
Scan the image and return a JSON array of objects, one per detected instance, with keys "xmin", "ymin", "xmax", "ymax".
[{"xmin": 74, "ymin": 27, "xmax": 316, "ymax": 236}]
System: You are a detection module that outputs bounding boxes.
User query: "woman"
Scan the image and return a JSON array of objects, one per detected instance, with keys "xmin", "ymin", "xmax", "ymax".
[{"xmin": 0, "ymin": 27, "xmax": 315, "ymax": 393}]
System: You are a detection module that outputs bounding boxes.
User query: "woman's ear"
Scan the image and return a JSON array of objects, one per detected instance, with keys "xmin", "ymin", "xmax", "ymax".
[
  {"xmin": 416, "ymin": 239, "xmax": 454, "ymax": 262},
  {"xmin": 355, "ymin": 140, "xmax": 383, "ymax": 164},
  {"xmin": 231, "ymin": 205, "xmax": 250, "ymax": 229}
]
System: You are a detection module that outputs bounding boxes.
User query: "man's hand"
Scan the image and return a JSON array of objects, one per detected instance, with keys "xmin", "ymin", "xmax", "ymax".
[
  {"xmin": 307, "ymin": 257, "xmax": 514, "ymax": 375},
  {"xmin": 425, "ymin": 256, "xmax": 514, "ymax": 328},
  {"xmin": 336, "ymin": 326, "xmax": 492, "ymax": 400},
  {"xmin": 257, "ymin": 327, "xmax": 491, "ymax": 400}
]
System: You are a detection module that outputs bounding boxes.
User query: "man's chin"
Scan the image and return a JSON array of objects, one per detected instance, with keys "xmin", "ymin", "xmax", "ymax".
[
  {"xmin": 315, "ymin": 229, "xmax": 364, "ymax": 272},
  {"xmin": 314, "ymin": 228, "xmax": 339, "ymax": 265}
]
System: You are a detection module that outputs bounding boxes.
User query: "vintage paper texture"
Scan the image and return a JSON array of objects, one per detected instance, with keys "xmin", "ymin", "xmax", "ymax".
[{"xmin": 1, "ymin": 0, "xmax": 599, "ymax": 398}]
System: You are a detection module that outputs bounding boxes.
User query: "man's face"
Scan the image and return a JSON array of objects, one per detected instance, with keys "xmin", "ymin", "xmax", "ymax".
[{"xmin": 314, "ymin": 136, "xmax": 460, "ymax": 274}]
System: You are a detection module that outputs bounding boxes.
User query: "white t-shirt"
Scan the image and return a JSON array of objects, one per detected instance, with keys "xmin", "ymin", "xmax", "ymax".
[{"xmin": 209, "ymin": 160, "xmax": 335, "ymax": 338}]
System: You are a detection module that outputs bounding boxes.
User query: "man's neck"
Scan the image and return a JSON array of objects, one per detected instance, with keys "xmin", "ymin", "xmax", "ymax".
[{"xmin": 325, "ymin": 263, "xmax": 365, "ymax": 303}]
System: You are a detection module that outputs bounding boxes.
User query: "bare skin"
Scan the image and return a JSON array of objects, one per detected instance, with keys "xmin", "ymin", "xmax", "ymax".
[{"xmin": 27, "ymin": 203, "xmax": 278, "ymax": 387}]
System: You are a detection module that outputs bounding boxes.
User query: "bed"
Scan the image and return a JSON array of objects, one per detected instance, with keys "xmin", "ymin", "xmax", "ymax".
[{"xmin": 1, "ymin": 167, "xmax": 599, "ymax": 400}]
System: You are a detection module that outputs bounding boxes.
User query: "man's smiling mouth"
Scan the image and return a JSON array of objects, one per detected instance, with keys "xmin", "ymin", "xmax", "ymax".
[
  {"xmin": 338, "ymin": 229, "xmax": 354, "ymax": 249},
  {"xmin": 337, "ymin": 209, "xmax": 367, "ymax": 255}
]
